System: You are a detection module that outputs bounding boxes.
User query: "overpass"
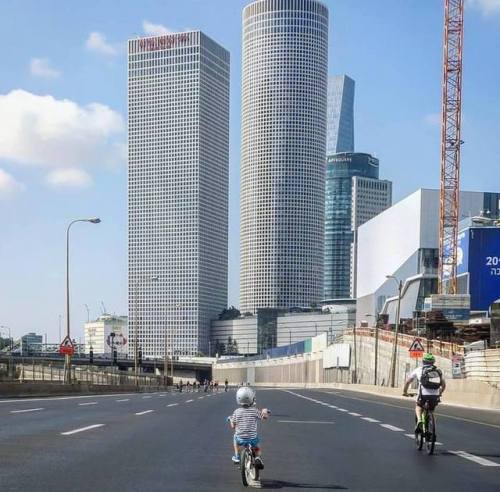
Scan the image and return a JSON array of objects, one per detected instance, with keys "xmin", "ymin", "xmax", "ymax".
[{"xmin": 0, "ymin": 354, "xmax": 214, "ymax": 381}]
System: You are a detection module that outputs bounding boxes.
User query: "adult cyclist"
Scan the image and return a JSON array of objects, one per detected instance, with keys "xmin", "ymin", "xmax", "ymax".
[{"xmin": 403, "ymin": 353, "xmax": 446, "ymax": 433}]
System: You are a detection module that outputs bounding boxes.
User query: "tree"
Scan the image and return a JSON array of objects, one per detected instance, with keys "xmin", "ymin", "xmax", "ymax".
[
  {"xmin": 226, "ymin": 336, "xmax": 239, "ymax": 355},
  {"xmin": 219, "ymin": 306, "xmax": 241, "ymax": 320},
  {"xmin": 214, "ymin": 340, "xmax": 226, "ymax": 356}
]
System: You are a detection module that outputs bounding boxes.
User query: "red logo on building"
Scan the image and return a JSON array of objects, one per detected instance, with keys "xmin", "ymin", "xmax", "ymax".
[{"xmin": 138, "ymin": 33, "xmax": 189, "ymax": 52}]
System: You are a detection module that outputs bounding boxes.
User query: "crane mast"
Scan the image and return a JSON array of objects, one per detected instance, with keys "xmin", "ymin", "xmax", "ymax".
[{"xmin": 438, "ymin": 0, "xmax": 464, "ymax": 295}]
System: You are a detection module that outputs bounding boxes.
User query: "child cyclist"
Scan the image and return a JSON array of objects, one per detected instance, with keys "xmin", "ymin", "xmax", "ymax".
[{"xmin": 228, "ymin": 386, "xmax": 270, "ymax": 468}]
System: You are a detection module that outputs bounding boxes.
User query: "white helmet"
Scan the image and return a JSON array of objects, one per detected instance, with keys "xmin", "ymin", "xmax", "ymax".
[{"xmin": 236, "ymin": 386, "xmax": 255, "ymax": 406}]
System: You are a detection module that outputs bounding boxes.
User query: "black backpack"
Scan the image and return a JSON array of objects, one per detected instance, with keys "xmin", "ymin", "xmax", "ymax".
[{"xmin": 420, "ymin": 365, "xmax": 442, "ymax": 390}]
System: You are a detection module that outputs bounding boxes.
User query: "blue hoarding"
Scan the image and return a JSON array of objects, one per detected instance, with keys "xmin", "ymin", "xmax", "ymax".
[{"xmin": 463, "ymin": 228, "xmax": 500, "ymax": 311}]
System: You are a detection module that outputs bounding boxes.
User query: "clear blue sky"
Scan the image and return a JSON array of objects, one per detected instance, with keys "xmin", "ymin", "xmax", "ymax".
[{"xmin": 0, "ymin": 0, "xmax": 499, "ymax": 342}]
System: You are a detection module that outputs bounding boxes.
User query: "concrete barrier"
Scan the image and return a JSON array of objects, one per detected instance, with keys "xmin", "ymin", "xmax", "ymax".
[
  {"xmin": 0, "ymin": 382, "xmax": 166, "ymax": 399},
  {"xmin": 250, "ymin": 380, "xmax": 500, "ymax": 410}
]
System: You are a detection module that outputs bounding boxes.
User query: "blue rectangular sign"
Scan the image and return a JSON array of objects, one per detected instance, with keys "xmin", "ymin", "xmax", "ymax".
[{"xmin": 467, "ymin": 228, "xmax": 500, "ymax": 311}]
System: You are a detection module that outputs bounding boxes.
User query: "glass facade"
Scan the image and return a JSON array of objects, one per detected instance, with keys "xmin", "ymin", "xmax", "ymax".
[
  {"xmin": 326, "ymin": 75, "xmax": 355, "ymax": 155},
  {"xmin": 324, "ymin": 152, "xmax": 386, "ymax": 299}
]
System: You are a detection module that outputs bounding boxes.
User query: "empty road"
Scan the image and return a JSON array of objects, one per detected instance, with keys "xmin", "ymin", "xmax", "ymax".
[{"xmin": 0, "ymin": 387, "xmax": 498, "ymax": 491}]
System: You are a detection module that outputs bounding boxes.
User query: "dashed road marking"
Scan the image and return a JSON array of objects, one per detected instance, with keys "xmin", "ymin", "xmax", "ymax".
[
  {"xmin": 135, "ymin": 410, "xmax": 154, "ymax": 416},
  {"xmin": 361, "ymin": 417, "xmax": 380, "ymax": 423},
  {"xmin": 167, "ymin": 403, "xmax": 178, "ymax": 407},
  {"xmin": 185, "ymin": 399, "xmax": 194, "ymax": 403},
  {"xmin": 328, "ymin": 405, "xmax": 338, "ymax": 409},
  {"xmin": 78, "ymin": 402, "xmax": 97, "ymax": 406},
  {"xmin": 142, "ymin": 396, "xmax": 152, "ymax": 399},
  {"xmin": 10, "ymin": 408, "xmax": 44, "ymax": 414},
  {"xmin": 278, "ymin": 420, "xmax": 335, "ymax": 425},
  {"xmin": 380, "ymin": 424, "xmax": 404, "ymax": 432},
  {"xmin": 198, "ymin": 397, "xmax": 204, "ymax": 400},
  {"xmin": 449, "ymin": 450, "xmax": 500, "ymax": 467},
  {"xmin": 61, "ymin": 424, "xmax": 105, "ymax": 436},
  {"xmin": 348, "ymin": 412, "xmax": 362, "ymax": 417},
  {"xmin": 116, "ymin": 399, "xmax": 130, "ymax": 402},
  {"xmin": 337, "ymin": 408, "xmax": 348, "ymax": 412}
]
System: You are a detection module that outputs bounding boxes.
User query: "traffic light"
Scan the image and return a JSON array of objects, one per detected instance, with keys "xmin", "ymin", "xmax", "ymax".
[
  {"xmin": 138, "ymin": 349, "xmax": 142, "ymax": 366},
  {"xmin": 113, "ymin": 349, "xmax": 117, "ymax": 364},
  {"xmin": 89, "ymin": 349, "xmax": 94, "ymax": 364}
]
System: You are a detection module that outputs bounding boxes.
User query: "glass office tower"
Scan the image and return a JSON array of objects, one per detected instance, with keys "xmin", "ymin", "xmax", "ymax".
[{"xmin": 324, "ymin": 152, "xmax": 392, "ymax": 299}]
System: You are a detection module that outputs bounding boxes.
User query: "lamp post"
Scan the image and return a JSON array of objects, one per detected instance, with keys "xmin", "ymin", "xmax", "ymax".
[
  {"xmin": 65, "ymin": 218, "xmax": 100, "ymax": 384},
  {"xmin": 364, "ymin": 314, "xmax": 379, "ymax": 386},
  {"xmin": 133, "ymin": 275, "xmax": 159, "ymax": 383},
  {"xmin": 386, "ymin": 275, "xmax": 403, "ymax": 388}
]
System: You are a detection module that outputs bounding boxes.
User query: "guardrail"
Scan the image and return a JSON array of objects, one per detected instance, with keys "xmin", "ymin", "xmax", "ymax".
[{"xmin": 0, "ymin": 361, "xmax": 166, "ymax": 387}]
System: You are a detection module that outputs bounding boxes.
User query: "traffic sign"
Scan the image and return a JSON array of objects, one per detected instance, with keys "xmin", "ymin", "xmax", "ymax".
[
  {"xmin": 409, "ymin": 337, "xmax": 425, "ymax": 359},
  {"xmin": 59, "ymin": 336, "xmax": 75, "ymax": 356}
]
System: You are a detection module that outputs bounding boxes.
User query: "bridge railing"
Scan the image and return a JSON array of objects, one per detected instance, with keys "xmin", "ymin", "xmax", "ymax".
[{"xmin": 0, "ymin": 361, "xmax": 165, "ymax": 387}]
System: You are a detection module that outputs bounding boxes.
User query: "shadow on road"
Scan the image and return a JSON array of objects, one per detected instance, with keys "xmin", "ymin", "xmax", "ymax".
[{"xmin": 260, "ymin": 479, "xmax": 348, "ymax": 490}]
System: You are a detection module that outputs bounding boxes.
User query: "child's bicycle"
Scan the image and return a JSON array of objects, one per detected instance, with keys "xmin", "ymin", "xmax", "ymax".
[{"xmin": 238, "ymin": 440, "xmax": 262, "ymax": 487}]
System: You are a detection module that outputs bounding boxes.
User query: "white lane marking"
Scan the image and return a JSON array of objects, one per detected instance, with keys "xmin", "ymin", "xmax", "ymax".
[
  {"xmin": 0, "ymin": 393, "xmax": 138, "ymax": 404},
  {"xmin": 185, "ymin": 399, "xmax": 194, "ymax": 403},
  {"xmin": 61, "ymin": 424, "xmax": 105, "ymax": 436},
  {"xmin": 10, "ymin": 408, "xmax": 44, "ymax": 414},
  {"xmin": 198, "ymin": 397, "xmax": 204, "ymax": 400},
  {"xmin": 135, "ymin": 410, "xmax": 154, "ymax": 416},
  {"xmin": 278, "ymin": 420, "xmax": 335, "ymax": 424},
  {"xmin": 404, "ymin": 433, "xmax": 443, "ymax": 445},
  {"xmin": 142, "ymin": 396, "xmax": 152, "ymax": 399},
  {"xmin": 450, "ymin": 450, "xmax": 500, "ymax": 467},
  {"xmin": 78, "ymin": 402, "xmax": 97, "ymax": 406},
  {"xmin": 361, "ymin": 417, "xmax": 380, "ymax": 423},
  {"xmin": 322, "ymin": 391, "xmax": 500, "ymax": 431},
  {"xmin": 380, "ymin": 424, "xmax": 404, "ymax": 432},
  {"xmin": 337, "ymin": 408, "xmax": 348, "ymax": 412},
  {"xmin": 167, "ymin": 403, "xmax": 178, "ymax": 407},
  {"xmin": 328, "ymin": 405, "xmax": 338, "ymax": 409},
  {"xmin": 116, "ymin": 399, "xmax": 130, "ymax": 402},
  {"xmin": 348, "ymin": 412, "xmax": 362, "ymax": 417}
]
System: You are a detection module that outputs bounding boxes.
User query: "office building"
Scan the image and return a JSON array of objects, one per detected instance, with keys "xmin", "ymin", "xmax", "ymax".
[
  {"xmin": 84, "ymin": 315, "xmax": 128, "ymax": 355},
  {"xmin": 21, "ymin": 332, "xmax": 43, "ymax": 353},
  {"xmin": 327, "ymin": 75, "xmax": 355, "ymax": 154},
  {"xmin": 128, "ymin": 31, "xmax": 230, "ymax": 357},
  {"xmin": 324, "ymin": 152, "xmax": 392, "ymax": 300},
  {"xmin": 356, "ymin": 189, "xmax": 500, "ymax": 325},
  {"xmin": 240, "ymin": 0, "xmax": 329, "ymax": 313}
]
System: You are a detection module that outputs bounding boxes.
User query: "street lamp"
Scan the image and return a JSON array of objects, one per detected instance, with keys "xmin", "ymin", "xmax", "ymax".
[
  {"xmin": 386, "ymin": 275, "xmax": 403, "ymax": 388},
  {"xmin": 133, "ymin": 275, "xmax": 159, "ymax": 382},
  {"xmin": 364, "ymin": 314, "xmax": 379, "ymax": 386},
  {"xmin": 65, "ymin": 218, "xmax": 101, "ymax": 384}
]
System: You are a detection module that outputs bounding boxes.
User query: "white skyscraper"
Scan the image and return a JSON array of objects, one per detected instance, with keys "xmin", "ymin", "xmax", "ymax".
[
  {"xmin": 128, "ymin": 31, "xmax": 230, "ymax": 357},
  {"xmin": 240, "ymin": 0, "xmax": 329, "ymax": 313}
]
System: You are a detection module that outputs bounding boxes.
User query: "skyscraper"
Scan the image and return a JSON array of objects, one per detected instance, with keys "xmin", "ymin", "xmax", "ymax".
[
  {"xmin": 240, "ymin": 0, "xmax": 329, "ymax": 314},
  {"xmin": 324, "ymin": 152, "xmax": 392, "ymax": 300},
  {"xmin": 326, "ymin": 75, "xmax": 355, "ymax": 155},
  {"xmin": 128, "ymin": 31, "xmax": 230, "ymax": 357}
]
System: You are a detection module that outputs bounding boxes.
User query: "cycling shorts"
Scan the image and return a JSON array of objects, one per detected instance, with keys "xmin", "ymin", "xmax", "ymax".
[
  {"xmin": 417, "ymin": 395, "xmax": 440, "ymax": 411},
  {"xmin": 234, "ymin": 435, "xmax": 260, "ymax": 447}
]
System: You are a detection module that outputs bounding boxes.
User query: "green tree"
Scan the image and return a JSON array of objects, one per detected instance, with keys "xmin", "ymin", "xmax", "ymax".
[{"xmin": 219, "ymin": 306, "xmax": 241, "ymax": 320}]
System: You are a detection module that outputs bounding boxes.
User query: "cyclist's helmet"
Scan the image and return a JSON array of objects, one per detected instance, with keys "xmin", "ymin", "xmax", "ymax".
[
  {"xmin": 236, "ymin": 386, "xmax": 255, "ymax": 407},
  {"xmin": 422, "ymin": 353, "xmax": 435, "ymax": 365}
]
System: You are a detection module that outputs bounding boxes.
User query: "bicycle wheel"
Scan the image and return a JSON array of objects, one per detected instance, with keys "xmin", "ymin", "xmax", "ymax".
[
  {"xmin": 240, "ymin": 448, "xmax": 251, "ymax": 487},
  {"xmin": 425, "ymin": 413, "xmax": 436, "ymax": 455},
  {"xmin": 414, "ymin": 416, "xmax": 423, "ymax": 451}
]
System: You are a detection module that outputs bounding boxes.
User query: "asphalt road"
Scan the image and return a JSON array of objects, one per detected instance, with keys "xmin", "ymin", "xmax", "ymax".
[{"xmin": 0, "ymin": 387, "xmax": 499, "ymax": 491}]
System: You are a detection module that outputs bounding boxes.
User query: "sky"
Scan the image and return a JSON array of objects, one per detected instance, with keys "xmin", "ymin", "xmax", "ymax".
[{"xmin": 0, "ymin": 0, "xmax": 499, "ymax": 342}]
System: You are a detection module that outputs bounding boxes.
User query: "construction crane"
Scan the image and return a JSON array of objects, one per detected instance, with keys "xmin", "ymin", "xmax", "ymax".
[{"xmin": 438, "ymin": 0, "xmax": 464, "ymax": 295}]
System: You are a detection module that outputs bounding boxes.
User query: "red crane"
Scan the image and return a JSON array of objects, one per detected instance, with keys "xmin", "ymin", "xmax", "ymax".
[{"xmin": 438, "ymin": 0, "xmax": 464, "ymax": 295}]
